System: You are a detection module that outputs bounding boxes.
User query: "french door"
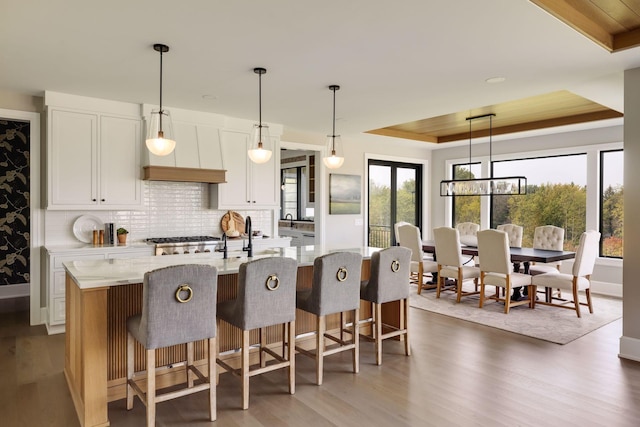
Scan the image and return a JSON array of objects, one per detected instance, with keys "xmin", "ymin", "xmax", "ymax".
[{"xmin": 368, "ymin": 159, "xmax": 422, "ymax": 247}]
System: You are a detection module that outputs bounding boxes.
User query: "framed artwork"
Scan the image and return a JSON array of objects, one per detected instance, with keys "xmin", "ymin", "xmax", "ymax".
[{"xmin": 329, "ymin": 173, "xmax": 361, "ymax": 214}]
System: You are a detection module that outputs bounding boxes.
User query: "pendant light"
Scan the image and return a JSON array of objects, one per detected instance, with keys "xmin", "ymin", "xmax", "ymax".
[
  {"xmin": 323, "ymin": 85, "xmax": 344, "ymax": 169},
  {"xmin": 440, "ymin": 113, "xmax": 527, "ymax": 196},
  {"xmin": 248, "ymin": 67, "xmax": 272, "ymax": 164},
  {"xmin": 146, "ymin": 43, "xmax": 176, "ymax": 156}
]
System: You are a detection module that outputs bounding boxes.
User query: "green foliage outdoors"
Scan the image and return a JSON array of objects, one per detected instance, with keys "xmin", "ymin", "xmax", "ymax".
[
  {"xmin": 369, "ymin": 167, "xmax": 624, "ymax": 256},
  {"xmin": 369, "ymin": 179, "xmax": 417, "ymax": 248}
]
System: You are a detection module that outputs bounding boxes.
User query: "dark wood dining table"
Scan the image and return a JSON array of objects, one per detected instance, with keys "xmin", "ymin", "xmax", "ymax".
[{"xmin": 422, "ymin": 240, "xmax": 576, "ymax": 299}]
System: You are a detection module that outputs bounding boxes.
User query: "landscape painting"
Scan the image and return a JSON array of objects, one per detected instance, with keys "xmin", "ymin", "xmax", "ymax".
[{"xmin": 330, "ymin": 174, "xmax": 361, "ymax": 215}]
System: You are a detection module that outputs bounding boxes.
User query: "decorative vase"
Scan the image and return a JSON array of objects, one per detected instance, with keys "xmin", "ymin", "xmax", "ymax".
[{"xmin": 117, "ymin": 234, "xmax": 127, "ymax": 245}]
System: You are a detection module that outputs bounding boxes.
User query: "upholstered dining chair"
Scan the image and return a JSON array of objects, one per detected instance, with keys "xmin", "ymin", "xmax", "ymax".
[
  {"xmin": 433, "ymin": 227, "xmax": 480, "ymax": 302},
  {"xmin": 296, "ymin": 251, "xmax": 363, "ymax": 385},
  {"xmin": 531, "ymin": 230, "xmax": 601, "ymax": 317},
  {"xmin": 360, "ymin": 246, "xmax": 412, "ymax": 365},
  {"xmin": 397, "ymin": 224, "xmax": 438, "ymax": 294},
  {"xmin": 477, "ymin": 229, "xmax": 534, "ymax": 314},
  {"xmin": 456, "ymin": 222, "xmax": 480, "ymax": 247},
  {"xmin": 217, "ymin": 257, "xmax": 298, "ymax": 410},
  {"xmin": 126, "ymin": 264, "xmax": 218, "ymax": 426},
  {"xmin": 496, "ymin": 224, "xmax": 523, "ymax": 248},
  {"xmin": 529, "ymin": 225, "xmax": 565, "ymax": 301},
  {"xmin": 394, "ymin": 221, "xmax": 411, "ymax": 246}
]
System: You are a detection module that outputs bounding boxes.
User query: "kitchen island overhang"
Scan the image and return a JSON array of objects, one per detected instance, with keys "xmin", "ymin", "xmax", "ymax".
[{"xmin": 64, "ymin": 246, "xmax": 392, "ymax": 427}]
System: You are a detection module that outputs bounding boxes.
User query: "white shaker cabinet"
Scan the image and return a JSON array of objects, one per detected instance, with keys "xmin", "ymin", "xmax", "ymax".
[
  {"xmin": 47, "ymin": 108, "xmax": 142, "ymax": 209},
  {"xmin": 210, "ymin": 130, "xmax": 278, "ymax": 209}
]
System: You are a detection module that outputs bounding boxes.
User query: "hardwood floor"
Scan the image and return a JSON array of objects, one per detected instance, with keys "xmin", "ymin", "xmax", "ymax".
[{"xmin": 2, "ymin": 301, "xmax": 640, "ymax": 426}]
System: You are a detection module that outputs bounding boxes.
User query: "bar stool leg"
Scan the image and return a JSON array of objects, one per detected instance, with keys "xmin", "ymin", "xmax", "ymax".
[
  {"xmin": 187, "ymin": 341, "xmax": 194, "ymax": 388},
  {"xmin": 241, "ymin": 330, "xmax": 250, "ymax": 410},
  {"xmin": 126, "ymin": 333, "xmax": 134, "ymax": 410},
  {"xmin": 375, "ymin": 303, "xmax": 382, "ymax": 366},
  {"xmin": 288, "ymin": 320, "xmax": 296, "ymax": 394},
  {"xmin": 403, "ymin": 298, "xmax": 411, "ymax": 357},
  {"xmin": 316, "ymin": 315, "xmax": 325, "ymax": 385},
  {"xmin": 146, "ymin": 349, "xmax": 156, "ymax": 427},
  {"xmin": 353, "ymin": 308, "xmax": 360, "ymax": 374},
  {"xmin": 208, "ymin": 337, "xmax": 216, "ymax": 421},
  {"xmin": 260, "ymin": 328, "xmax": 266, "ymax": 368}
]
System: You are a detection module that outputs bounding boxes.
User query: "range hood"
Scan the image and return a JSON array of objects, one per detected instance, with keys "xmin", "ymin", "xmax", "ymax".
[{"xmin": 143, "ymin": 166, "xmax": 226, "ymax": 184}]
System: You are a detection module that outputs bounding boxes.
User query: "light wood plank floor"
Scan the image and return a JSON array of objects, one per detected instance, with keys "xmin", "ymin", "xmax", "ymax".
[{"xmin": 2, "ymin": 299, "xmax": 640, "ymax": 426}]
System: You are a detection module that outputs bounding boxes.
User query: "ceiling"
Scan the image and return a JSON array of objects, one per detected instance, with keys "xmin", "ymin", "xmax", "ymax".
[{"xmin": 1, "ymin": 0, "xmax": 640, "ymax": 147}]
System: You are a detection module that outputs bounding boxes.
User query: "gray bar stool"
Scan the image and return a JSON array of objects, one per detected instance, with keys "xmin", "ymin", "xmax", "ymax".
[
  {"xmin": 360, "ymin": 246, "xmax": 412, "ymax": 365},
  {"xmin": 296, "ymin": 252, "xmax": 363, "ymax": 385},
  {"xmin": 216, "ymin": 257, "xmax": 298, "ymax": 410},
  {"xmin": 126, "ymin": 264, "xmax": 218, "ymax": 426}
]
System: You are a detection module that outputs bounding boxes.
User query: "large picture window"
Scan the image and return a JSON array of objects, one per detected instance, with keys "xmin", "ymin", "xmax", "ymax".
[
  {"xmin": 600, "ymin": 149, "xmax": 623, "ymax": 258},
  {"xmin": 491, "ymin": 154, "xmax": 587, "ymax": 250},
  {"xmin": 452, "ymin": 162, "xmax": 481, "ymax": 227}
]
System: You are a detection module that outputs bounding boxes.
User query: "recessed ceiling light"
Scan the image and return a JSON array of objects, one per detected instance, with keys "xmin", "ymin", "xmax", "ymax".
[
  {"xmin": 202, "ymin": 94, "xmax": 217, "ymax": 100},
  {"xmin": 485, "ymin": 76, "xmax": 506, "ymax": 84}
]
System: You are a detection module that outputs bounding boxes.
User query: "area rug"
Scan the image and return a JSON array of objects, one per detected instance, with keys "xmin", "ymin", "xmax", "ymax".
[{"xmin": 409, "ymin": 285, "xmax": 622, "ymax": 344}]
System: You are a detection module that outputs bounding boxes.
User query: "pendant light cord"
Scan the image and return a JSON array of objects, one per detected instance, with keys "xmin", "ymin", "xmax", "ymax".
[
  {"xmin": 159, "ymin": 48, "xmax": 163, "ymax": 130},
  {"xmin": 331, "ymin": 87, "xmax": 336, "ymax": 150}
]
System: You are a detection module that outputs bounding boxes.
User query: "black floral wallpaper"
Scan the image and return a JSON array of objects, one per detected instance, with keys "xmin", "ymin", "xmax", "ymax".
[{"xmin": 0, "ymin": 119, "xmax": 30, "ymax": 286}]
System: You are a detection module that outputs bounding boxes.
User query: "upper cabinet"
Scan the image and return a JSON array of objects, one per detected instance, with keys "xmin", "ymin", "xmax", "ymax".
[
  {"xmin": 45, "ymin": 92, "xmax": 143, "ymax": 210},
  {"xmin": 210, "ymin": 129, "xmax": 279, "ymax": 209}
]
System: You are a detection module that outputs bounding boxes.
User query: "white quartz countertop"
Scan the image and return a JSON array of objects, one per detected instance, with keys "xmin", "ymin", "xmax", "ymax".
[{"xmin": 64, "ymin": 246, "xmax": 381, "ymax": 290}]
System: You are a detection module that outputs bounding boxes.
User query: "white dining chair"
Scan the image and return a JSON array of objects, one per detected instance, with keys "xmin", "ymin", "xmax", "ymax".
[
  {"xmin": 531, "ymin": 230, "xmax": 600, "ymax": 317},
  {"xmin": 433, "ymin": 227, "xmax": 480, "ymax": 302},
  {"xmin": 529, "ymin": 225, "xmax": 565, "ymax": 301},
  {"xmin": 477, "ymin": 229, "xmax": 534, "ymax": 314},
  {"xmin": 397, "ymin": 224, "xmax": 438, "ymax": 294},
  {"xmin": 496, "ymin": 224, "xmax": 523, "ymax": 248}
]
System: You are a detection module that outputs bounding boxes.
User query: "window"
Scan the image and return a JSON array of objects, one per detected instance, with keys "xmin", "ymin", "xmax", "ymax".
[
  {"xmin": 600, "ymin": 149, "xmax": 623, "ymax": 258},
  {"xmin": 452, "ymin": 162, "xmax": 481, "ymax": 226},
  {"xmin": 280, "ymin": 166, "xmax": 310, "ymax": 220},
  {"xmin": 368, "ymin": 160, "xmax": 422, "ymax": 248},
  {"xmin": 491, "ymin": 154, "xmax": 587, "ymax": 250}
]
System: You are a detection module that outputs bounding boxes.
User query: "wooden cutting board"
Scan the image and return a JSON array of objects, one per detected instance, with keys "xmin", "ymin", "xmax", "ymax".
[{"xmin": 221, "ymin": 211, "xmax": 245, "ymax": 234}]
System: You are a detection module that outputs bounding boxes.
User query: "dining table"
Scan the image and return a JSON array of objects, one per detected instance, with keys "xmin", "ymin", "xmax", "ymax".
[{"xmin": 422, "ymin": 240, "xmax": 576, "ymax": 299}]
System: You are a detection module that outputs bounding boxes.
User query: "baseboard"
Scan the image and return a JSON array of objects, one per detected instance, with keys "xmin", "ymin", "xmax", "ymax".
[
  {"xmin": 619, "ymin": 336, "xmax": 640, "ymax": 362},
  {"xmin": 591, "ymin": 280, "xmax": 622, "ymax": 298},
  {"xmin": 0, "ymin": 283, "xmax": 29, "ymax": 299}
]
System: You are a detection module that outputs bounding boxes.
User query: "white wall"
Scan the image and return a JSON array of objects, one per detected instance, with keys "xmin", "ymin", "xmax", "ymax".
[{"xmin": 281, "ymin": 129, "xmax": 433, "ymax": 248}]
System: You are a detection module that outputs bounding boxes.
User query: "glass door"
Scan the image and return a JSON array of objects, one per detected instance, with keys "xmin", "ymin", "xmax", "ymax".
[{"xmin": 368, "ymin": 160, "xmax": 421, "ymax": 248}]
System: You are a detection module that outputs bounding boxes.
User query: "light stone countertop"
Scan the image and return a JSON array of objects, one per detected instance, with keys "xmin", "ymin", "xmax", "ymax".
[{"xmin": 63, "ymin": 246, "xmax": 381, "ymax": 290}]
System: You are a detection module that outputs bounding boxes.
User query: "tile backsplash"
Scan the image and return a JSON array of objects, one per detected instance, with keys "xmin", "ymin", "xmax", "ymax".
[{"xmin": 44, "ymin": 181, "xmax": 275, "ymax": 245}]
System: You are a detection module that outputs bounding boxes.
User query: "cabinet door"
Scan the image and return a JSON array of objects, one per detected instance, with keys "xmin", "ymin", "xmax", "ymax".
[
  {"xmin": 49, "ymin": 110, "xmax": 98, "ymax": 207},
  {"xmin": 217, "ymin": 130, "xmax": 250, "ymax": 207},
  {"xmin": 99, "ymin": 116, "xmax": 142, "ymax": 207}
]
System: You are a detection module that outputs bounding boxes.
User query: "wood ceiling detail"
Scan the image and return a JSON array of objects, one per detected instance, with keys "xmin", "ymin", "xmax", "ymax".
[
  {"xmin": 531, "ymin": 0, "xmax": 640, "ymax": 52},
  {"xmin": 365, "ymin": 91, "xmax": 623, "ymax": 144}
]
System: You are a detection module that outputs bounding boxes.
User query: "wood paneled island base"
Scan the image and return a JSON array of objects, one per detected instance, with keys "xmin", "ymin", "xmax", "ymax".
[{"xmin": 63, "ymin": 252, "xmax": 386, "ymax": 427}]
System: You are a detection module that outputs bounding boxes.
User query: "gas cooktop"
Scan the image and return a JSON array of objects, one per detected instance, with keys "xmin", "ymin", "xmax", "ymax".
[{"xmin": 146, "ymin": 236, "xmax": 221, "ymax": 244}]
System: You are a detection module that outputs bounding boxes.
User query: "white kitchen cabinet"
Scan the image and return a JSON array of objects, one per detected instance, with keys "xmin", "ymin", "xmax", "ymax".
[
  {"xmin": 44, "ymin": 245, "xmax": 153, "ymax": 334},
  {"xmin": 47, "ymin": 108, "xmax": 142, "ymax": 209},
  {"xmin": 210, "ymin": 130, "xmax": 278, "ymax": 209}
]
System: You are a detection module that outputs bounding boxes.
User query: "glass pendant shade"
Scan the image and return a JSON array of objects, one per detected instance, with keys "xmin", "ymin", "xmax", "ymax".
[
  {"xmin": 146, "ymin": 43, "xmax": 175, "ymax": 156},
  {"xmin": 146, "ymin": 109, "xmax": 176, "ymax": 156},
  {"xmin": 247, "ymin": 123, "xmax": 272, "ymax": 164},
  {"xmin": 248, "ymin": 67, "xmax": 272, "ymax": 164},
  {"xmin": 323, "ymin": 135, "xmax": 344, "ymax": 169}
]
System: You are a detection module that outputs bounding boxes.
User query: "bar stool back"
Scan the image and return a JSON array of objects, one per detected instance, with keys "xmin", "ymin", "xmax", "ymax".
[
  {"xmin": 216, "ymin": 257, "xmax": 298, "ymax": 409},
  {"xmin": 126, "ymin": 264, "xmax": 218, "ymax": 426},
  {"xmin": 296, "ymin": 251, "xmax": 363, "ymax": 385},
  {"xmin": 360, "ymin": 246, "xmax": 412, "ymax": 365}
]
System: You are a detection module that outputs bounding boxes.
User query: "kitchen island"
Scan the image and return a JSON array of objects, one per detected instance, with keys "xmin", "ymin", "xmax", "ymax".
[{"xmin": 64, "ymin": 246, "xmax": 383, "ymax": 427}]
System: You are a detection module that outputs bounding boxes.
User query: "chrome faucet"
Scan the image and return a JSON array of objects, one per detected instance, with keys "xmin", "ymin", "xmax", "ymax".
[
  {"xmin": 284, "ymin": 213, "xmax": 294, "ymax": 228},
  {"xmin": 215, "ymin": 233, "xmax": 228, "ymax": 259},
  {"xmin": 243, "ymin": 216, "xmax": 253, "ymax": 257}
]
